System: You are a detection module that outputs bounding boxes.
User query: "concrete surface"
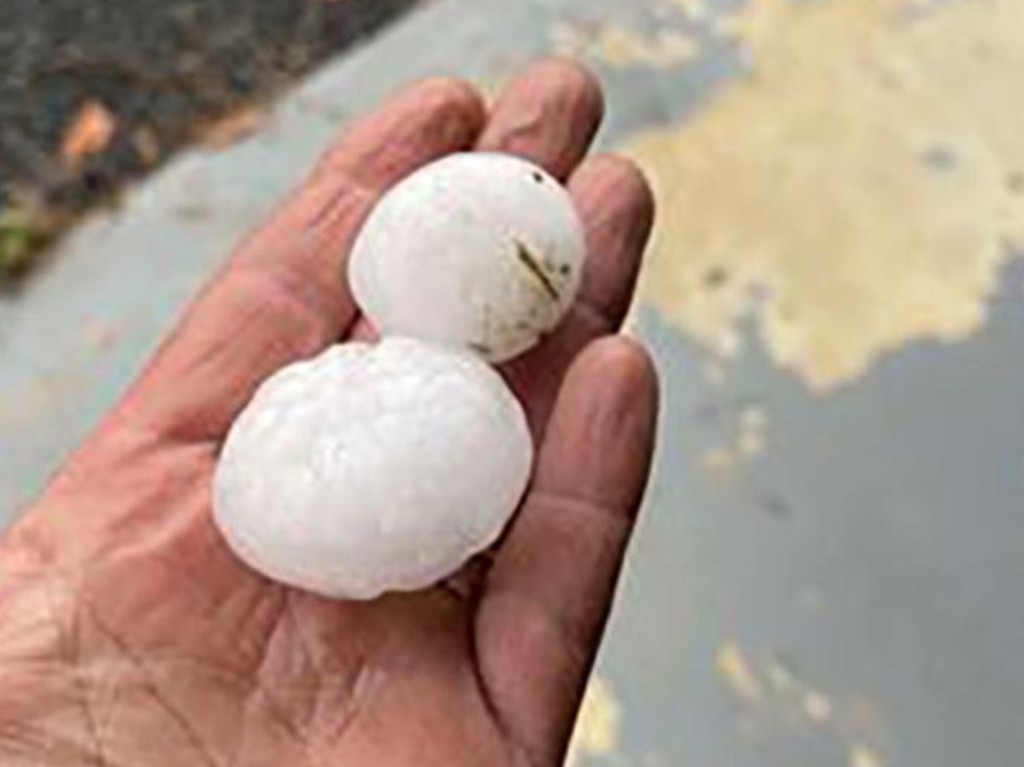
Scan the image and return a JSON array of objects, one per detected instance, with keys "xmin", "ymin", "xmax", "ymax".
[{"xmin": 2, "ymin": 1, "xmax": 1023, "ymax": 766}]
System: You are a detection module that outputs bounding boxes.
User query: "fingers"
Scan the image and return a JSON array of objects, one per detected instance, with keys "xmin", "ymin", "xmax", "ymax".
[
  {"xmin": 436, "ymin": 155, "xmax": 655, "ymax": 605},
  {"xmin": 349, "ymin": 157, "xmax": 655, "ymax": 441},
  {"xmin": 236, "ymin": 78, "xmax": 487, "ymax": 289},
  {"xmin": 312, "ymin": 77, "xmax": 488, "ymax": 191},
  {"xmin": 477, "ymin": 58, "xmax": 604, "ymax": 179},
  {"xmin": 120, "ymin": 80, "xmax": 486, "ymax": 441},
  {"xmin": 346, "ymin": 58, "xmax": 608, "ymax": 343},
  {"xmin": 505, "ymin": 154, "xmax": 655, "ymax": 436},
  {"xmin": 474, "ymin": 337, "xmax": 659, "ymax": 767},
  {"xmin": 570, "ymin": 155, "xmax": 655, "ymax": 323}
]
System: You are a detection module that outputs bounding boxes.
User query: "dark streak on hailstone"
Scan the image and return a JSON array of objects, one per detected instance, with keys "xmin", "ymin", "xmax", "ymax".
[{"xmin": 513, "ymin": 238, "xmax": 561, "ymax": 301}]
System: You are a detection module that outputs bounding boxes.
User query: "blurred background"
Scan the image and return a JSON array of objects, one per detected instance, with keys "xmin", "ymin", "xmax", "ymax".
[{"xmin": 1, "ymin": 0, "xmax": 1022, "ymax": 765}]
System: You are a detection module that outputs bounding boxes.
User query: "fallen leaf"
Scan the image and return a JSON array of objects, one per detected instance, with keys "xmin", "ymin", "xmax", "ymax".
[{"xmin": 60, "ymin": 101, "xmax": 117, "ymax": 167}]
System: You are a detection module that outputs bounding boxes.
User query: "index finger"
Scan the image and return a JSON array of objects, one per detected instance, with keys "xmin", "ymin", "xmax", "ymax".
[{"xmin": 119, "ymin": 79, "xmax": 486, "ymax": 442}]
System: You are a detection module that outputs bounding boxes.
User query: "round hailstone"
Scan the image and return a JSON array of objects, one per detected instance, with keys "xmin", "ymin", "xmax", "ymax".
[
  {"xmin": 213, "ymin": 337, "xmax": 533, "ymax": 600},
  {"xmin": 349, "ymin": 152, "xmax": 586, "ymax": 363}
]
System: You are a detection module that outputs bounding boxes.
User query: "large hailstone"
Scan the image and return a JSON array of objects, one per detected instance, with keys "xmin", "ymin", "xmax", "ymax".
[
  {"xmin": 214, "ymin": 338, "xmax": 533, "ymax": 600},
  {"xmin": 350, "ymin": 152, "xmax": 586, "ymax": 362}
]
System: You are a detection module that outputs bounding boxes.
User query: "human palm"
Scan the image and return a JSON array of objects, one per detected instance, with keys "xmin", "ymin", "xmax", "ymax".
[{"xmin": 0, "ymin": 61, "xmax": 658, "ymax": 767}]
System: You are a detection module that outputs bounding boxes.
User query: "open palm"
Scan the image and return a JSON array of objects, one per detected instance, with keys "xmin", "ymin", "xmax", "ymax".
[{"xmin": 0, "ymin": 61, "xmax": 658, "ymax": 767}]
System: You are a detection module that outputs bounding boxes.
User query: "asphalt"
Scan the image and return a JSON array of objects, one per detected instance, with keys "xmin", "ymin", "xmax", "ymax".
[{"xmin": 0, "ymin": 0, "xmax": 418, "ymax": 279}]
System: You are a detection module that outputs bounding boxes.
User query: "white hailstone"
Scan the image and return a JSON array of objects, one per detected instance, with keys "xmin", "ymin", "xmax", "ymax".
[
  {"xmin": 349, "ymin": 152, "xmax": 586, "ymax": 363},
  {"xmin": 213, "ymin": 337, "xmax": 533, "ymax": 600}
]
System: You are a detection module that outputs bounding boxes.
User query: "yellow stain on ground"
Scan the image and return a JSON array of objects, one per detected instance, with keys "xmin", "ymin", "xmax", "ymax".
[
  {"xmin": 802, "ymin": 690, "xmax": 835, "ymax": 726},
  {"xmin": 670, "ymin": 0, "xmax": 709, "ymax": 23},
  {"xmin": 700, "ymin": 445, "xmax": 739, "ymax": 474},
  {"xmin": 849, "ymin": 743, "xmax": 886, "ymax": 767},
  {"xmin": 627, "ymin": 0, "xmax": 1024, "ymax": 390},
  {"xmin": 566, "ymin": 676, "xmax": 622, "ymax": 766},
  {"xmin": 737, "ymin": 404, "xmax": 768, "ymax": 458},
  {"xmin": 761, "ymin": 654, "xmax": 837, "ymax": 728},
  {"xmin": 700, "ymin": 403, "xmax": 770, "ymax": 474},
  {"xmin": 716, "ymin": 641, "xmax": 765, "ymax": 704},
  {"xmin": 716, "ymin": 646, "xmax": 884, "ymax": 747},
  {"xmin": 552, "ymin": 20, "xmax": 700, "ymax": 70}
]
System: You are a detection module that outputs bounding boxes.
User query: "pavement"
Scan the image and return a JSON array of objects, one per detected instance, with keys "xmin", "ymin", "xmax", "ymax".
[
  {"xmin": 0, "ymin": 0, "xmax": 418, "ymax": 277},
  {"xmin": 2, "ymin": 1, "xmax": 1023, "ymax": 766}
]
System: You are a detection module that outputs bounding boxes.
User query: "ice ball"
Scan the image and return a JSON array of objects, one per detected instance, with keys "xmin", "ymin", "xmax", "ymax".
[
  {"xmin": 213, "ymin": 337, "xmax": 533, "ymax": 600},
  {"xmin": 349, "ymin": 152, "xmax": 586, "ymax": 363}
]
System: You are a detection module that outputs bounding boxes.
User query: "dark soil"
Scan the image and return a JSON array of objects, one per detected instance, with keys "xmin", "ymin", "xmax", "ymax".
[{"xmin": 0, "ymin": 0, "xmax": 420, "ymax": 280}]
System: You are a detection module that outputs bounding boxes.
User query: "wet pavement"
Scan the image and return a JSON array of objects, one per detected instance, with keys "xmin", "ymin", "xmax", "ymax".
[{"xmin": 2, "ymin": 1, "xmax": 1022, "ymax": 765}]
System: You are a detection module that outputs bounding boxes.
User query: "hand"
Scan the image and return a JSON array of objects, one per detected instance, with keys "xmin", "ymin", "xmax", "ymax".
[{"xmin": 0, "ymin": 60, "xmax": 658, "ymax": 767}]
